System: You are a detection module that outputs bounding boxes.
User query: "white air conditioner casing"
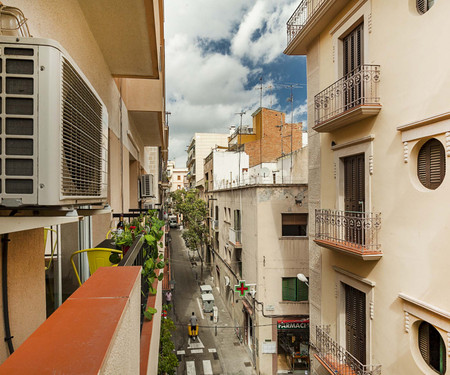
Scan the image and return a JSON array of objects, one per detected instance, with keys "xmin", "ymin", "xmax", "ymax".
[
  {"xmin": 0, "ymin": 36, "xmax": 108, "ymax": 207},
  {"xmin": 140, "ymin": 174, "xmax": 154, "ymax": 198}
]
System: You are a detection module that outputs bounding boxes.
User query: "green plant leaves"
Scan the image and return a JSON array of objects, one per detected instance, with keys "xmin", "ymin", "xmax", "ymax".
[{"xmin": 144, "ymin": 306, "xmax": 157, "ymax": 320}]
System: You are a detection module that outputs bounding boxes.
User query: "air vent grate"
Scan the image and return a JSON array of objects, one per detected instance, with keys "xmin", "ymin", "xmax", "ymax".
[{"xmin": 61, "ymin": 58, "xmax": 103, "ymax": 197}]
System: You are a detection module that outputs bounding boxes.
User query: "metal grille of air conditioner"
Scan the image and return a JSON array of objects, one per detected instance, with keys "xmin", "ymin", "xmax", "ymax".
[
  {"xmin": 0, "ymin": 46, "xmax": 38, "ymax": 197},
  {"xmin": 61, "ymin": 57, "xmax": 103, "ymax": 196},
  {"xmin": 140, "ymin": 174, "xmax": 153, "ymax": 198}
]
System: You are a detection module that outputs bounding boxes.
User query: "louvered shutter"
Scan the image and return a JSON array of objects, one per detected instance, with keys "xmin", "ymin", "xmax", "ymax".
[
  {"xmin": 417, "ymin": 139, "xmax": 446, "ymax": 190},
  {"xmin": 417, "ymin": 0, "xmax": 427, "ymax": 14},
  {"xmin": 297, "ymin": 279, "xmax": 309, "ymax": 301},
  {"xmin": 282, "ymin": 278, "xmax": 297, "ymax": 301},
  {"xmin": 345, "ymin": 284, "xmax": 366, "ymax": 365},
  {"xmin": 418, "ymin": 322, "xmax": 430, "ymax": 363}
]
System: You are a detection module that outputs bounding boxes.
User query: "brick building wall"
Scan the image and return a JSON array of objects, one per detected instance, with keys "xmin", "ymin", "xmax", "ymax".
[{"xmin": 244, "ymin": 108, "xmax": 303, "ymax": 167}]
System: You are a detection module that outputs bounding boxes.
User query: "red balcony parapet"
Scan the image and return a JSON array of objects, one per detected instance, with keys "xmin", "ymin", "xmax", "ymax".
[{"xmin": 0, "ymin": 267, "xmax": 142, "ymax": 375}]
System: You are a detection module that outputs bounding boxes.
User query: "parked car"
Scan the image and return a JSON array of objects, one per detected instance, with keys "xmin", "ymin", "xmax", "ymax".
[{"xmin": 169, "ymin": 217, "xmax": 178, "ymax": 228}]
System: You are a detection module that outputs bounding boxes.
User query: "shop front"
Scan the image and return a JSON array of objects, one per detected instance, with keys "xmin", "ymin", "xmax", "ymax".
[{"xmin": 277, "ymin": 318, "xmax": 309, "ymax": 374}]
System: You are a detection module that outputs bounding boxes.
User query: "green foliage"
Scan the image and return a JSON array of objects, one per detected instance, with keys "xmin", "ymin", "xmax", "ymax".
[
  {"xmin": 144, "ymin": 306, "xmax": 157, "ymax": 321},
  {"xmin": 112, "ymin": 229, "xmax": 134, "ymax": 248},
  {"xmin": 169, "ymin": 189, "xmax": 209, "ymax": 253},
  {"xmin": 158, "ymin": 314, "xmax": 178, "ymax": 375}
]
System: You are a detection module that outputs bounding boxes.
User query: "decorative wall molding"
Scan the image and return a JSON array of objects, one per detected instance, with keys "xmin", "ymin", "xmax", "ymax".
[
  {"xmin": 369, "ymin": 301, "xmax": 374, "ymax": 320},
  {"xmin": 405, "ymin": 311, "xmax": 410, "ymax": 333},
  {"xmin": 368, "ymin": 12, "xmax": 372, "ymax": 33},
  {"xmin": 331, "ymin": 135, "xmax": 375, "ymax": 151},
  {"xmin": 333, "ymin": 266, "xmax": 376, "ymax": 287},
  {"xmin": 369, "ymin": 155, "xmax": 374, "ymax": 174},
  {"xmin": 446, "ymin": 132, "xmax": 450, "ymax": 157},
  {"xmin": 397, "ymin": 112, "xmax": 450, "ymax": 142},
  {"xmin": 403, "ymin": 142, "xmax": 408, "ymax": 163}
]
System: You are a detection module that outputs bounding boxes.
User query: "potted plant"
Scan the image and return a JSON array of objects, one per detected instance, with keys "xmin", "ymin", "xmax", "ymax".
[{"xmin": 113, "ymin": 229, "xmax": 134, "ymax": 255}]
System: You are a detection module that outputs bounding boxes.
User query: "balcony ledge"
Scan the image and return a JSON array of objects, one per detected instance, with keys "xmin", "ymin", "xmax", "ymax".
[
  {"xmin": 284, "ymin": 0, "xmax": 350, "ymax": 56},
  {"xmin": 313, "ymin": 104, "xmax": 381, "ymax": 133},
  {"xmin": 228, "ymin": 240, "xmax": 242, "ymax": 248},
  {"xmin": 314, "ymin": 239, "xmax": 382, "ymax": 260}
]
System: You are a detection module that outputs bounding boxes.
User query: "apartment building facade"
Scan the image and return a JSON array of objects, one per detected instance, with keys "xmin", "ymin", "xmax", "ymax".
[
  {"xmin": 0, "ymin": 0, "xmax": 166, "ymax": 371},
  {"xmin": 286, "ymin": 1, "xmax": 449, "ymax": 374},
  {"xmin": 167, "ymin": 160, "xmax": 188, "ymax": 192},
  {"xmin": 186, "ymin": 132, "xmax": 229, "ymax": 189},
  {"xmin": 208, "ymin": 142, "xmax": 310, "ymax": 374}
]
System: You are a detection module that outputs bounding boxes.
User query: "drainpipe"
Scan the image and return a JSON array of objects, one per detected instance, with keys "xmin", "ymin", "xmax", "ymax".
[{"xmin": 2, "ymin": 233, "xmax": 14, "ymax": 355}]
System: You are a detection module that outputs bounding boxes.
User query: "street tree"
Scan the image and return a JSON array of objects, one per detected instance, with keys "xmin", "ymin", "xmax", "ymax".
[{"xmin": 169, "ymin": 189, "xmax": 209, "ymax": 279}]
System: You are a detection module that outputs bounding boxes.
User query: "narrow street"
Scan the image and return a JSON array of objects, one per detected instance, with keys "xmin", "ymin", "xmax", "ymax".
[{"xmin": 169, "ymin": 228, "xmax": 256, "ymax": 375}]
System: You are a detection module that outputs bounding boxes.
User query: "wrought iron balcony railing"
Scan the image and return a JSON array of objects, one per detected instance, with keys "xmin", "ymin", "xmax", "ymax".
[
  {"xmin": 314, "ymin": 64, "xmax": 381, "ymax": 127},
  {"xmin": 315, "ymin": 209, "xmax": 381, "ymax": 257},
  {"xmin": 229, "ymin": 228, "xmax": 242, "ymax": 247},
  {"xmin": 287, "ymin": 0, "xmax": 327, "ymax": 44},
  {"xmin": 315, "ymin": 326, "xmax": 381, "ymax": 375}
]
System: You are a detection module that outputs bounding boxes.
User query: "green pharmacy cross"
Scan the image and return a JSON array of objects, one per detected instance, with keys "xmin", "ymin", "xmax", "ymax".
[{"xmin": 235, "ymin": 280, "xmax": 249, "ymax": 297}]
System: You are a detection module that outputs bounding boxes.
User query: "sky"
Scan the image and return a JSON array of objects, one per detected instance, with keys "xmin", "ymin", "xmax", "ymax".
[{"xmin": 165, "ymin": 0, "xmax": 307, "ymax": 167}]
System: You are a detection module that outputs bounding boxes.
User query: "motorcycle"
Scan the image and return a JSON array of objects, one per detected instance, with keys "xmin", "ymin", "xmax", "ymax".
[{"xmin": 188, "ymin": 323, "xmax": 198, "ymax": 341}]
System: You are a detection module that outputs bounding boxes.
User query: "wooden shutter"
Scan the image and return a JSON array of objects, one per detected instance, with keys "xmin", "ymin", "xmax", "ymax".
[
  {"xmin": 297, "ymin": 279, "xmax": 309, "ymax": 301},
  {"xmin": 282, "ymin": 278, "xmax": 297, "ymax": 301},
  {"xmin": 419, "ymin": 322, "xmax": 430, "ymax": 364},
  {"xmin": 345, "ymin": 284, "xmax": 366, "ymax": 365},
  {"xmin": 344, "ymin": 154, "xmax": 365, "ymax": 212},
  {"xmin": 417, "ymin": 0, "xmax": 427, "ymax": 14},
  {"xmin": 282, "ymin": 214, "xmax": 307, "ymax": 225},
  {"xmin": 418, "ymin": 139, "xmax": 446, "ymax": 190},
  {"xmin": 343, "ymin": 23, "xmax": 363, "ymax": 75}
]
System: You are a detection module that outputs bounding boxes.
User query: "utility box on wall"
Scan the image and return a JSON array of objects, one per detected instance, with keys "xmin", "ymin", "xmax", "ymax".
[{"xmin": 0, "ymin": 36, "xmax": 108, "ymax": 208}]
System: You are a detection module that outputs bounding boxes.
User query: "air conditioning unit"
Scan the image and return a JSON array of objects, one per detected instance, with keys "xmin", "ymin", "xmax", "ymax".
[
  {"xmin": 140, "ymin": 174, "xmax": 154, "ymax": 198},
  {"xmin": 0, "ymin": 36, "xmax": 108, "ymax": 207}
]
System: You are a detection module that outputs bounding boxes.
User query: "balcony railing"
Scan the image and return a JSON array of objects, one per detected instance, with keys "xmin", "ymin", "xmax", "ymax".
[
  {"xmin": 314, "ymin": 65, "xmax": 381, "ymax": 130},
  {"xmin": 287, "ymin": 0, "xmax": 327, "ymax": 44},
  {"xmin": 315, "ymin": 209, "xmax": 381, "ymax": 259},
  {"xmin": 315, "ymin": 326, "xmax": 381, "ymax": 375},
  {"xmin": 229, "ymin": 228, "xmax": 242, "ymax": 247}
]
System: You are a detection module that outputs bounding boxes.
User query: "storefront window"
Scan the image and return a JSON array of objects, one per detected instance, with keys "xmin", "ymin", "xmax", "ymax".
[{"xmin": 277, "ymin": 319, "xmax": 310, "ymax": 373}]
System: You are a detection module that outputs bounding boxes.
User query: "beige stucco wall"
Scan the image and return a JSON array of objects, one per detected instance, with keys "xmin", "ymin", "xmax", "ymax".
[
  {"xmin": 212, "ymin": 184, "xmax": 309, "ymax": 374},
  {"xmin": 300, "ymin": 0, "xmax": 450, "ymax": 374},
  {"xmin": 100, "ymin": 272, "xmax": 141, "ymax": 375},
  {"xmin": 0, "ymin": 229, "xmax": 45, "ymax": 363}
]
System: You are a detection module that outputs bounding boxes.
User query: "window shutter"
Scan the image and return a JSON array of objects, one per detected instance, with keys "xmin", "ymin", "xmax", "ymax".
[
  {"xmin": 297, "ymin": 279, "xmax": 309, "ymax": 301},
  {"xmin": 282, "ymin": 278, "xmax": 297, "ymax": 301},
  {"xmin": 282, "ymin": 214, "xmax": 307, "ymax": 225},
  {"xmin": 417, "ymin": 139, "xmax": 445, "ymax": 189},
  {"xmin": 417, "ymin": 0, "xmax": 427, "ymax": 14},
  {"xmin": 419, "ymin": 322, "xmax": 430, "ymax": 364}
]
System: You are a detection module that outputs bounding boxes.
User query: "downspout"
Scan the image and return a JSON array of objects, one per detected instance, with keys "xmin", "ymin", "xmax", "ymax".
[{"xmin": 2, "ymin": 233, "xmax": 14, "ymax": 355}]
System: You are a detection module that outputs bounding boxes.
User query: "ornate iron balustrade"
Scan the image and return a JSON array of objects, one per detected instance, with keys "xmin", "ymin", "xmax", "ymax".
[
  {"xmin": 315, "ymin": 209, "xmax": 381, "ymax": 253},
  {"xmin": 314, "ymin": 65, "xmax": 380, "ymax": 126},
  {"xmin": 287, "ymin": 0, "xmax": 327, "ymax": 44},
  {"xmin": 316, "ymin": 326, "xmax": 381, "ymax": 375}
]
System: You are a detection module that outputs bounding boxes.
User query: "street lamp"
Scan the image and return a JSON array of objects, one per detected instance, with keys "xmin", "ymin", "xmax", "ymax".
[{"xmin": 297, "ymin": 273, "xmax": 309, "ymax": 286}]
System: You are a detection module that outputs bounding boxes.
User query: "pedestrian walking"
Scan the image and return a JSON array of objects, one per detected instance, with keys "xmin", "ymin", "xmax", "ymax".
[{"xmin": 165, "ymin": 290, "xmax": 172, "ymax": 304}]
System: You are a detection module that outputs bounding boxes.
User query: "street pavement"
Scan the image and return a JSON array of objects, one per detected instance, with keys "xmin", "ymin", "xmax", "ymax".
[{"xmin": 169, "ymin": 228, "xmax": 257, "ymax": 375}]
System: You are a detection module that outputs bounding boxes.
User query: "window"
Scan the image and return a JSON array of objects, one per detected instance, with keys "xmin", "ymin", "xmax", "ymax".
[
  {"xmin": 282, "ymin": 277, "xmax": 308, "ymax": 301},
  {"xmin": 234, "ymin": 209, "xmax": 241, "ymax": 231},
  {"xmin": 417, "ymin": 138, "xmax": 445, "ymax": 190},
  {"xmin": 282, "ymin": 213, "xmax": 307, "ymax": 236},
  {"xmin": 417, "ymin": 0, "xmax": 435, "ymax": 14},
  {"xmin": 418, "ymin": 321, "xmax": 446, "ymax": 374},
  {"xmin": 177, "ymin": 175, "xmax": 181, "ymax": 181}
]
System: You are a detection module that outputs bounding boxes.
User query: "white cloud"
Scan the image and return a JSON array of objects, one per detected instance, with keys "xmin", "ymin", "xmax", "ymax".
[{"xmin": 165, "ymin": 0, "xmax": 301, "ymax": 166}]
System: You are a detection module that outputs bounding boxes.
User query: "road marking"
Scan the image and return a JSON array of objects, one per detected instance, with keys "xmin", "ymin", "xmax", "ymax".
[
  {"xmin": 208, "ymin": 348, "xmax": 216, "ymax": 353},
  {"xmin": 196, "ymin": 298, "xmax": 204, "ymax": 319},
  {"xmin": 186, "ymin": 361, "xmax": 196, "ymax": 375},
  {"xmin": 202, "ymin": 360, "xmax": 213, "ymax": 375},
  {"xmin": 191, "ymin": 349, "xmax": 203, "ymax": 354},
  {"xmin": 176, "ymin": 350, "xmax": 185, "ymax": 355},
  {"xmin": 187, "ymin": 337, "xmax": 204, "ymax": 349}
]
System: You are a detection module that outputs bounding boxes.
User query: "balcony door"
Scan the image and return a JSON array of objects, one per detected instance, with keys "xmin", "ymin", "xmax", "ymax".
[
  {"xmin": 343, "ymin": 23, "xmax": 363, "ymax": 109},
  {"xmin": 344, "ymin": 154, "xmax": 365, "ymax": 246},
  {"xmin": 345, "ymin": 284, "xmax": 366, "ymax": 365}
]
